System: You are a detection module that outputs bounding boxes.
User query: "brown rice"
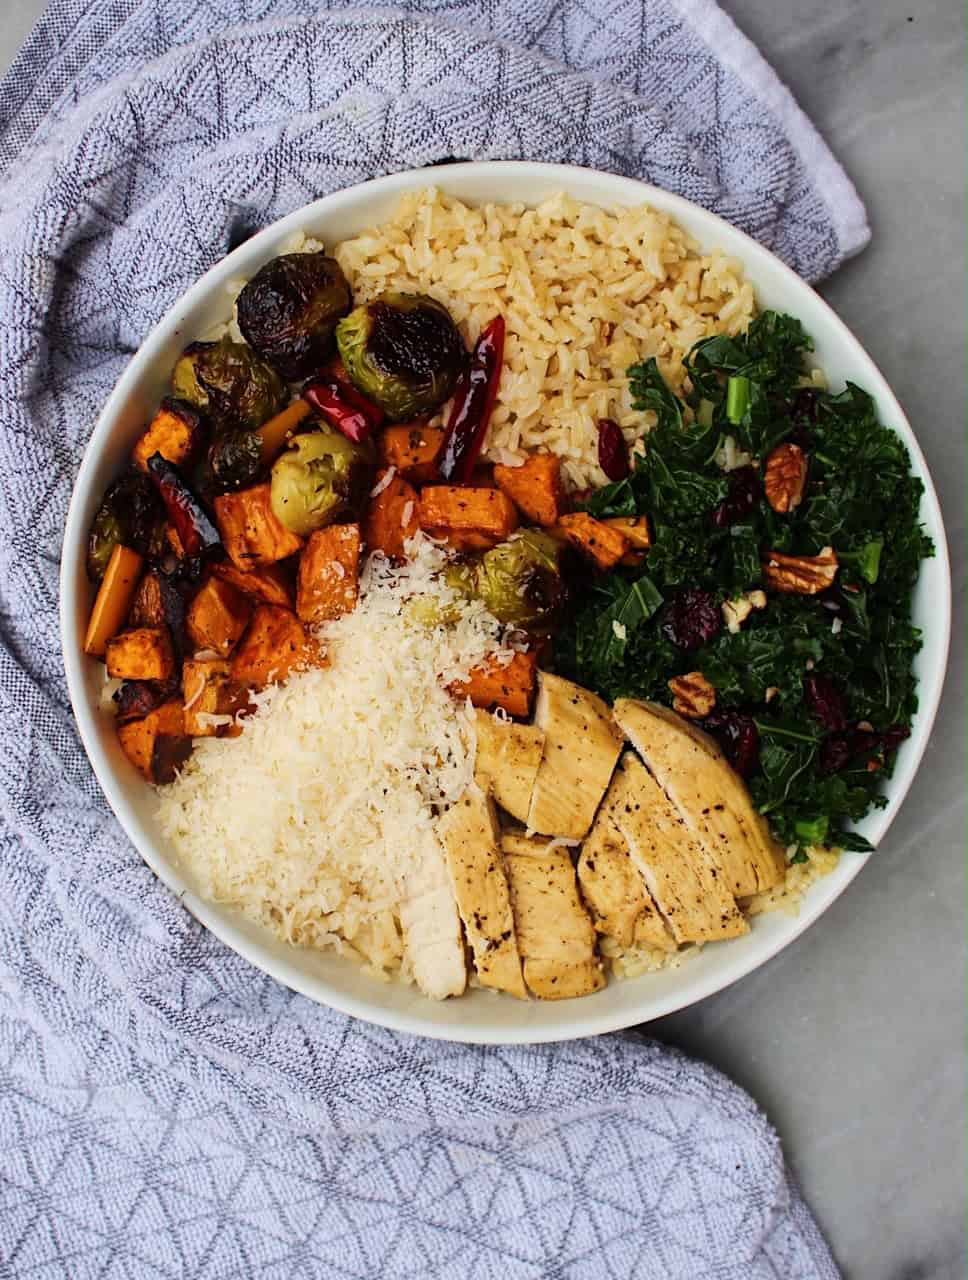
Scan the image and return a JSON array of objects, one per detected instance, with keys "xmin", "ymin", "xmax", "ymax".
[{"xmin": 330, "ymin": 188, "xmax": 756, "ymax": 489}]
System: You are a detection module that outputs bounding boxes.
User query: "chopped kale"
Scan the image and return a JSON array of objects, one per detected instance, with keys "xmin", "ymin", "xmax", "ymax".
[{"xmin": 559, "ymin": 311, "xmax": 932, "ymax": 855}]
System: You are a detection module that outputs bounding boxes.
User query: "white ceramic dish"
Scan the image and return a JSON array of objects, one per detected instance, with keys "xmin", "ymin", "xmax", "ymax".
[{"xmin": 60, "ymin": 162, "xmax": 951, "ymax": 1044}]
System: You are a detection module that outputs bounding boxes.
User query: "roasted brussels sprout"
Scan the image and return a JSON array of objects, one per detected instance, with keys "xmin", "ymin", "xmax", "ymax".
[
  {"xmin": 236, "ymin": 252, "xmax": 352, "ymax": 381},
  {"xmin": 172, "ymin": 338, "xmax": 287, "ymax": 431},
  {"xmin": 335, "ymin": 293, "xmax": 466, "ymax": 420},
  {"xmin": 470, "ymin": 530, "xmax": 566, "ymax": 628},
  {"xmin": 86, "ymin": 468, "xmax": 164, "ymax": 581},
  {"xmin": 208, "ymin": 429, "xmax": 263, "ymax": 492},
  {"xmin": 270, "ymin": 429, "xmax": 368, "ymax": 537},
  {"xmin": 405, "ymin": 594, "xmax": 464, "ymax": 628}
]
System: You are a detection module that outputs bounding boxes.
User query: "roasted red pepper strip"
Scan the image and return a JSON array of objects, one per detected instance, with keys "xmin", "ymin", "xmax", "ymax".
[
  {"xmin": 146, "ymin": 453, "xmax": 221, "ymax": 558},
  {"xmin": 438, "ymin": 315, "xmax": 505, "ymax": 483},
  {"xmin": 303, "ymin": 377, "xmax": 384, "ymax": 444},
  {"xmin": 597, "ymin": 417, "xmax": 629, "ymax": 481}
]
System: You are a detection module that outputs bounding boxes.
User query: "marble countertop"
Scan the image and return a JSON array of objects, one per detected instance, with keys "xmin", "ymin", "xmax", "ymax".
[{"xmin": 1, "ymin": 1, "xmax": 964, "ymax": 1275}]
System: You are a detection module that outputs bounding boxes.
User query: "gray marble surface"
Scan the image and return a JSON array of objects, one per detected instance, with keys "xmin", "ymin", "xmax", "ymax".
[{"xmin": 1, "ymin": 1, "xmax": 964, "ymax": 1276}]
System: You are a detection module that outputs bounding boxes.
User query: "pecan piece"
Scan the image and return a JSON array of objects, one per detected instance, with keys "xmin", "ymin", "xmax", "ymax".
[
  {"xmin": 764, "ymin": 442, "xmax": 808, "ymax": 512},
  {"xmin": 722, "ymin": 589, "xmax": 767, "ymax": 634},
  {"xmin": 669, "ymin": 671, "xmax": 717, "ymax": 719},
  {"xmin": 762, "ymin": 546, "xmax": 838, "ymax": 594}
]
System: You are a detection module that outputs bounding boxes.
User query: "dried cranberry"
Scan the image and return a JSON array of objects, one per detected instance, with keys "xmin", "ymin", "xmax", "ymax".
[
  {"xmin": 711, "ymin": 466, "xmax": 761, "ymax": 527},
  {"xmin": 819, "ymin": 587, "xmax": 849, "ymax": 620},
  {"xmin": 597, "ymin": 418, "xmax": 629, "ymax": 481},
  {"xmin": 819, "ymin": 728, "xmax": 879, "ymax": 775},
  {"xmin": 880, "ymin": 724, "xmax": 910, "ymax": 755},
  {"xmin": 793, "ymin": 387, "xmax": 823, "ymax": 423},
  {"xmin": 661, "ymin": 588, "xmax": 721, "ymax": 651},
  {"xmin": 818, "ymin": 723, "xmax": 909, "ymax": 775},
  {"xmin": 818, "ymin": 733, "xmax": 853, "ymax": 775},
  {"xmin": 702, "ymin": 709, "xmax": 760, "ymax": 777},
  {"xmin": 803, "ymin": 672, "xmax": 849, "ymax": 731}
]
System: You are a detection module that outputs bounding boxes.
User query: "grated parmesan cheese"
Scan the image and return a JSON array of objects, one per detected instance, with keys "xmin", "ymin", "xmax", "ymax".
[
  {"xmin": 158, "ymin": 534, "xmax": 516, "ymax": 978},
  {"xmin": 370, "ymin": 466, "xmax": 396, "ymax": 497}
]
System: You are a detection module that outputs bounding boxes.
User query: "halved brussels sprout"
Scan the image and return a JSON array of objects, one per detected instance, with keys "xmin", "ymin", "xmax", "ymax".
[
  {"xmin": 87, "ymin": 469, "xmax": 164, "ymax": 581},
  {"xmin": 404, "ymin": 535, "xmax": 564, "ymax": 631},
  {"xmin": 335, "ymin": 293, "xmax": 466, "ymax": 421},
  {"xmin": 236, "ymin": 252, "xmax": 352, "ymax": 381},
  {"xmin": 471, "ymin": 530, "xmax": 566, "ymax": 628},
  {"xmin": 208, "ymin": 430, "xmax": 263, "ymax": 492},
  {"xmin": 270, "ymin": 428, "xmax": 368, "ymax": 537},
  {"xmin": 172, "ymin": 338, "xmax": 287, "ymax": 431},
  {"xmin": 405, "ymin": 595, "xmax": 464, "ymax": 628}
]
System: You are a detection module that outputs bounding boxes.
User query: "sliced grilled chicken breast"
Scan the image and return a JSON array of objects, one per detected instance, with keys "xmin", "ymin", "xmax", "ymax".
[
  {"xmin": 436, "ymin": 784, "xmax": 527, "ymax": 1000},
  {"xmin": 504, "ymin": 847, "xmax": 605, "ymax": 999},
  {"xmin": 474, "ymin": 709, "xmax": 545, "ymax": 824},
  {"xmin": 527, "ymin": 673, "xmax": 624, "ymax": 839},
  {"xmin": 577, "ymin": 809, "xmax": 677, "ymax": 952},
  {"xmin": 605, "ymin": 754, "xmax": 747, "ymax": 944},
  {"xmin": 613, "ymin": 699, "xmax": 785, "ymax": 894},
  {"xmin": 399, "ymin": 830, "xmax": 467, "ymax": 1000},
  {"xmin": 501, "ymin": 832, "xmax": 562, "ymax": 856}
]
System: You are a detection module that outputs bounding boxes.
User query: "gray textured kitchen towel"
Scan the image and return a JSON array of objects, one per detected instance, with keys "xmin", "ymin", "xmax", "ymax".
[{"xmin": 0, "ymin": 2, "xmax": 860, "ymax": 1275}]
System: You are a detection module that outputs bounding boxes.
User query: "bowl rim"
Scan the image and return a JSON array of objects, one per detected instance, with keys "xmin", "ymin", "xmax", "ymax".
[{"xmin": 59, "ymin": 160, "xmax": 952, "ymax": 1044}]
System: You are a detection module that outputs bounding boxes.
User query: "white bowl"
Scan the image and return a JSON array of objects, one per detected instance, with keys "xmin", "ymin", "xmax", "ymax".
[{"xmin": 60, "ymin": 162, "xmax": 951, "ymax": 1044}]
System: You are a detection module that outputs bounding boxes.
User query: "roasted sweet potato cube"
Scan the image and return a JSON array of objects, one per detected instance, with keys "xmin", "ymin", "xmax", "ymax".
[
  {"xmin": 297, "ymin": 524, "xmax": 361, "ymax": 623},
  {"xmin": 214, "ymin": 483, "xmax": 304, "ymax": 569},
  {"xmin": 554, "ymin": 512, "xmax": 629, "ymax": 571},
  {"xmin": 230, "ymin": 605, "xmax": 319, "ymax": 691},
  {"xmin": 418, "ymin": 486, "xmax": 518, "ymax": 551},
  {"xmin": 363, "ymin": 470, "xmax": 420, "ymax": 559},
  {"xmin": 116, "ymin": 699, "xmax": 192, "ymax": 783},
  {"xmin": 186, "ymin": 577, "xmax": 252, "ymax": 656},
  {"xmin": 114, "ymin": 679, "xmax": 179, "ymax": 725},
  {"xmin": 128, "ymin": 571, "xmax": 165, "ymax": 628},
  {"xmin": 449, "ymin": 650, "xmax": 538, "ymax": 718},
  {"xmin": 604, "ymin": 515, "xmax": 651, "ymax": 569},
  {"xmin": 84, "ymin": 545, "xmax": 144, "ymax": 657},
  {"xmin": 211, "ymin": 560, "xmax": 294, "ymax": 609},
  {"xmin": 493, "ymin": 454, "xmax": 562, "ymax": 527},
  {"xmin": 378, "ymin": 425, "xmax": 445, "ymax": 483},
  {"xmin": 604, "ymin": 515, "xmax": 651, "ymax": 550},
  {"xmin": 105, "ymin": 627, "xmax": 175, "ymax": 681},
  {"xmin": 128, "ymin": 572, "xmax": 190, "ymax": 660},
  {"xmin": 182, "ymin": 658, "xmax": 249, "ymax": 737},
  {"xmin": 132, "ymin": 399, "xmax": 204, "ymax": 472},
  {"xmin": 441, "ymin": 530, "xmax": 509, "ymax": 552}
]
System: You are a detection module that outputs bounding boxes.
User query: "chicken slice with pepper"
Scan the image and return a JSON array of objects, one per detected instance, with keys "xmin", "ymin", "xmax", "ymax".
[
  {"xmin": 399, "ymin": 828, "xmax": 467, "ymax": 1001},
  {"xmin": 527, "ymin": 672, "xmax": 624, "ymax": 839},
  {"xmin": 501, "ymin": 837, "xmax": 605, "ymax": 1000},
  {"xmin": 605, "ymin": 754, "xmax": 747, "ymax": 945},
  {"xmin": 473, "ymin": 709, "xmax": 545, "ymax": 824},
  {"xmin": 577, "ymin": 809, "xmax": 676, "ymax": 953},
  {"xmin": 613, "ymin": 699, "xmax": 785, "ymax": 895},
  {"xmin": 436, "ymin": 784, "xmax": 526, "ymax": 999}
]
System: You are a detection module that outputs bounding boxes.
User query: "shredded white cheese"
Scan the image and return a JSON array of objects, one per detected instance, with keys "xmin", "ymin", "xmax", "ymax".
[
  {"xmin": 611, "ymin": 620, "xmax": 627, "ymax": 641},
  {"xmin": 716, "ymin": 434, "xmax": 753, "ymax": 472},
  {"xmin": 157, "ymin": 534, "xmax": 516, "ymax": 971},
  {"xmin": 370, "ymin": 466, "xmax": 396, "ymax": 497}
]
